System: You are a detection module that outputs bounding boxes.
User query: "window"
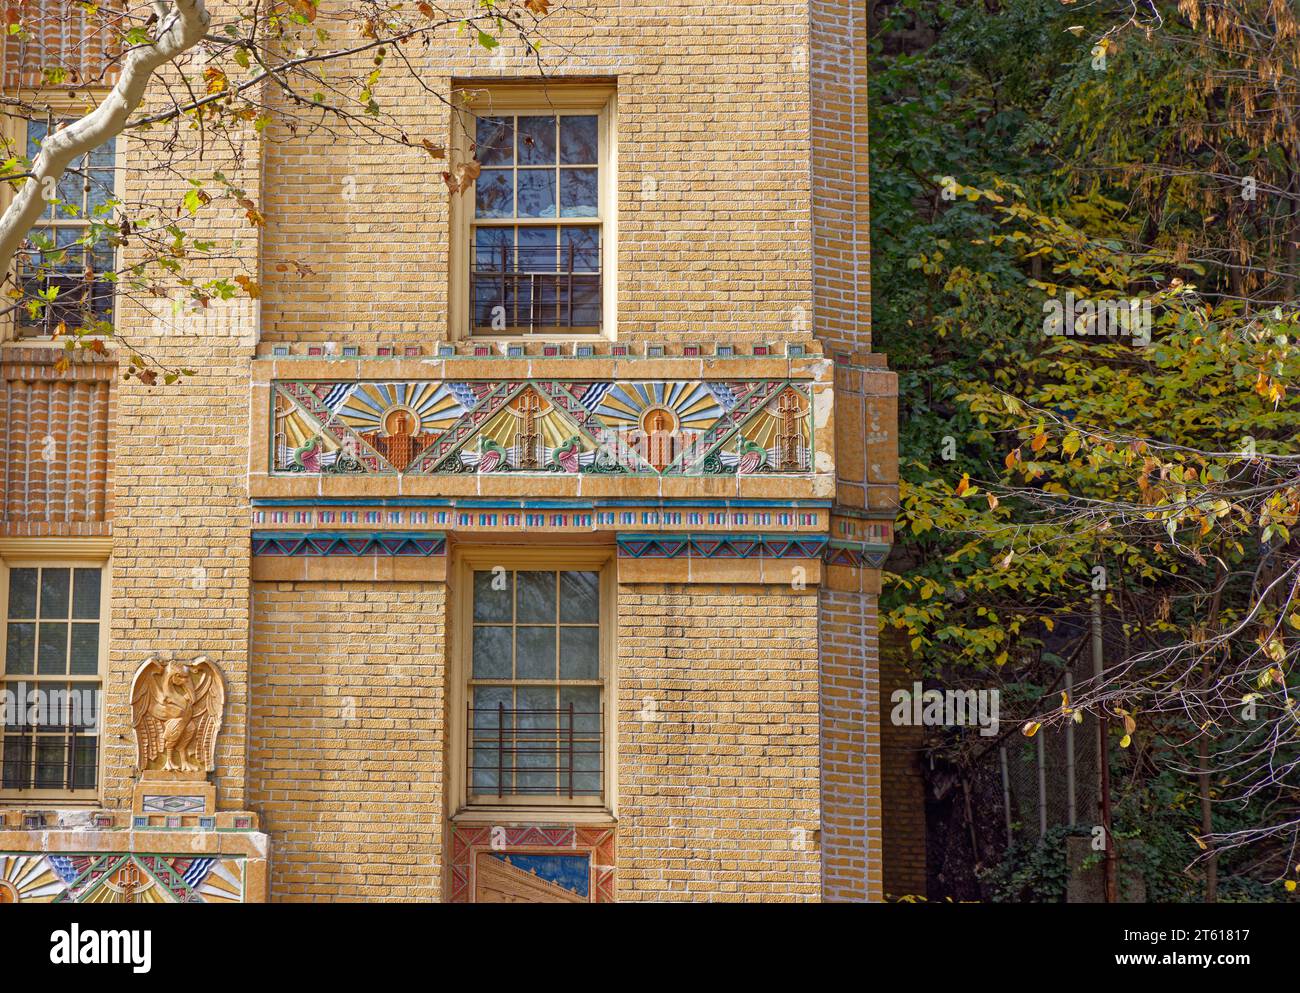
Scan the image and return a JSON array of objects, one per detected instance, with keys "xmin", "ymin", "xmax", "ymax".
[
  {"xmin": 451, "ymin": 86, "xmax": 615, "ymax": 339},
  {"xmin": 464, "ymin": 564, "xmax": 608, "ymax": 806},
  {"xmin": 15, "ymin": 120, "xmax": 117, "ymax": 336},
  {"xmin": 1, "ymin": 565, "xmax": 104, "ymax": 796}
]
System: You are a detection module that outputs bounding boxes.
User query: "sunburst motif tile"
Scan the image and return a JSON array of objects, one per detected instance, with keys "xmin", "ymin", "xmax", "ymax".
[{"xmin": 271, "ymin": 379, "xmax": 815, "ymax": 476}]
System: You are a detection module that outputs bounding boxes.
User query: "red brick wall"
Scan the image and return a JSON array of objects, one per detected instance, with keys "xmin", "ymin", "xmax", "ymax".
[{"xmin": 0, "ymin": 349, "xmax": 112, "ymax": 535}]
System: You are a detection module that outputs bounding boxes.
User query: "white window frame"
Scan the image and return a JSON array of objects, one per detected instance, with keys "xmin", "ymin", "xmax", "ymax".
[
  {"xmin": 448, "ymin": 83, "xmax": 618, "ymax": 342},
  {"xmin": 0, "ymin": 538, "xmax": 110, "ymax": 804},
  {"xmin": 0, "ymin": 108, "xmax": 125, "ymax": 345},
  {"xmin": 448, "ymin": 547, "xmax": 617, "ymax": 820}
]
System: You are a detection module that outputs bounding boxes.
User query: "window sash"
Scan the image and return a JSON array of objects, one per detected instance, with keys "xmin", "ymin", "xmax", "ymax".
[
  {"xmin": 14, "ymin": 119, "xmax": 118, "ymax": 336},
  {"xmin": 0, "ymin": 562, "xmax": 105, "ymax": 797},
  {"xmin": 463, "ymin": 563, "xmax": 609, "ymax": 807}
]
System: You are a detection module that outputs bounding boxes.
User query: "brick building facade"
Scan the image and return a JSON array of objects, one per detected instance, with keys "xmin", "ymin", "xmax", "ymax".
[{"xmin": 0, "ymin": 0, "xmax": 895, "ymax": 902}]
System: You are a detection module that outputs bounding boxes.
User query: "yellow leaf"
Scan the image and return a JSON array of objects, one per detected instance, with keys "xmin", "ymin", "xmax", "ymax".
[
  {"xmin": 1030, "ymin": 432, "xmax": 1047, "ymax": 453},
  {"xmin": 955, "ymin": 473, "xmax": 970, "ymax": 497},
  {"xmin": 987, "ymin": 492, "xmax": 999, "ymax": 510},
  {"xmin": 1022, "ymin": 720, "xmax": 1041, "ymax": 738},
  {"xmin": 1287, "ymin": 880, "xmax": 1297, "ymax": 892},
  {"xmin": 1119, "ymin": 733, "xmax": 1131, "ymax": 748},
  {"xmin": 1004, "ymin": 448, "xmax": 1020, "ymax": 471},
  {"xmin": 1062, "ymin": 431, "xmax": 1081, "ymax": 456},
  {"xmin": 203, "ymin": 67, "xmax": 228, "ymax": 95}
]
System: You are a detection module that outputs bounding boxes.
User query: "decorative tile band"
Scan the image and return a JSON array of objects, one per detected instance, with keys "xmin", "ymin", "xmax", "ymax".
[
  {"xmin": 447, "ymin": 824, "xmax": 615, "ymax": 904},
  {"xmin": 617, "ymin": 533, "xmax": 829, "ymax": 559},
  {"xmin": 0, "ymin": 852, "xmax": 246, "ymax": 903},
  {"xmin": 251, "ymin": 505, "xmax": 838, "ymax": 534},
  {"xmin": 271, "ymin": 378, "xmax": 816, "ymax": 477},
  {"xmin": 141, "ymin": 794, "xmax": 207, "ymax": 814},
  {"xmin": 825, "ymin": 539, "xmax": 892, "ymax": 570},
  {"xmin": 251, "ymin": 531, "xmax": 447, "ymax": 557}
]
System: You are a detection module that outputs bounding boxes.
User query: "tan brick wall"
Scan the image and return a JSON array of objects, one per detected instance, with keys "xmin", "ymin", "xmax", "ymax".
[
  {"xmin": 260, "ymin": 1, "xmax": 815, "ymax": 346},
  {"xmin": 248, "ymin": 581, "xmax": 446, "ymax": 902},
  {"xmin": 615, "ymin": 582, "xmax": 821, "ymax": 901},
  {"xmin": 819, "ymin": 586, "xmax": 882, "ymax": 901},
  {"xmin": 810, "ymin": 0, "xmax": 872, "ymax": 356},
  {"xmin": 98, "ymin": 0, "xmax": 262, "ymax": 809},
  {"xmin": 880, "ymin": 627, "xmax": 927, "ymax": 899}
]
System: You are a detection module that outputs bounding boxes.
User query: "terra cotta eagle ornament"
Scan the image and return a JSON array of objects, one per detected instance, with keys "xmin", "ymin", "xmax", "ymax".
[{"xmin": 130, "ymin": 656, "xmax": 225, "ymax": 775}]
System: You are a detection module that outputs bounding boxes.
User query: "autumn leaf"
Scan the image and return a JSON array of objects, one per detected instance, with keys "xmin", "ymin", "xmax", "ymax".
[
  {"xmin": 237, "ymin": 196, "xmax": 265, "ymax": 227},
  {"xmin": 203, "ymin": 67, "xmax": 229, "ymax": 95},
  {"xmin": 442, "ymin": 159, "xmax": 481, "ymax": 194},
  {"xmin": 525, "ymin": 0, "xmax": 551, "ymax": 12},
  {"xmin": 955, "ymin": 473, "xmax": 970, "ymax": 497},
  {"xmin": 234, "ymin": 274, "xmax": 260, "ymax": 298},
  {"xmin": 1022, "ymin": 720, "xmax": 1041, "ymax": 738},
  {"xmin": 1030, "ymin": 432, "xmax": 1047, "ymax": 453},
  {"xmin": 284, "ymin": 0, "xmax": 317, "ymax": 22},
  {"xmin": 420, "ymin": 139, "xmax": 445, "ymax": 159},
  {"xmin": 986, "ymin": 492, "xmax": 999, "ymax": 510},
  {"xmin": 1004, "ymin": 447, "xmax": 1020, "ymax": 471}
]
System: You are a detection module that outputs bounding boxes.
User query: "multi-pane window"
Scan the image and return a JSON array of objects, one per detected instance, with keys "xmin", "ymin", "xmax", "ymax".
[
  {"xmin": 17, "ymin": 121, "xmax": 116, "ymax": 336},
  {"xmin": 468, "ymin": 569, "xmax": 603, "ymax": 803},
  {"xmin": 471, "ymin": 113, "xmax": 602, "ymax": 334},
  {"xmin": 1, "ymin": 567, "xmax": 102, "ymax": 794}
]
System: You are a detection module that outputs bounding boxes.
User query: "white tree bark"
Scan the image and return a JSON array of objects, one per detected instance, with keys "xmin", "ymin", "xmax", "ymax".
[{"xmin": 0, "ymin": 0, "xmax": 210, "ymax": 278}]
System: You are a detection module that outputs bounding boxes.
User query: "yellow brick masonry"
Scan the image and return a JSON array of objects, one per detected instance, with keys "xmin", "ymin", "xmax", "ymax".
[
  {"xmin": 616, "ymin": 583, "xmax": 822, "ymax": 901},
  {"xmin": 0, "ymin": 0, "xmax": 894, "ymax": 904},
  {"xmin": 261, "ymin": 0, "xmax": 815, "ymax": 346},
  {"xmin": 248, "ymin": 582, "xmax": 446, "ymax": 902}
]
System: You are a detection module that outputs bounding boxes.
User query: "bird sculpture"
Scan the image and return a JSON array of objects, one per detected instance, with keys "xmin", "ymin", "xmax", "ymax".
[
  {"xmin": 477, "ymin": 438, "xmax": 508, "ymax": 473},
  {"xmin": 553, "ymin": 436, "xmax": 581, "ymax": 473},
  {"xmin": 292, "ymin": 437, "xmax": 322, "ymax": 472},
  {"xmin": 736, "ymin": 438, "xmax": 768, "ymax": 474}
]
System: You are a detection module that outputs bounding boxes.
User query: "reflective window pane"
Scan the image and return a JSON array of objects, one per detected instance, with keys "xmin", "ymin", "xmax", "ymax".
[
  {"xmin": 475, "ymin": 169, "xmax": 514, "ymax": 218},
  {"xmin": 2, "ymin": 735, "xmax": 30, "ymax": 789},
  {"xmin": 559, "ymin": 571, "xmax": 599, "ymax": 622},
  {"xmin": 472, "ymin": 625, "xmax": 513, "ymax": 679},
  {"xmin": 475, "ymin": 116, "xmax": 514, "ymax": 166},
  {"xmin": 7, "ymin": 568, "xmax": 37, "ymax": 619},
  {"xmin": 561, "ymin": 226, "xmax": 600, "ymax": 273},
  {"xmin": 40, "ymin": 568, "xmax": 70, "ymax": 619},
  {"xmin": 559, "ymin": 626, "xmax": 599, "ymax": 680},
  {"xmin": 516, "ymin": 170, "xmax": 557, "ymax": 218},
  {"xmin": 560, "ymin": 168, "xmax": 599, "ymax": 217},
  {"xmin": 69, "ymin": 623, "xmax": 99, "ymax": 675},
  {"xmin": 5, "ymin": 622, "xmax": 34, "ymax": 675},
  {"xmin": 34, "ymin": 737, "xmax": 66, "ymax": 789},
  {"xmin": 71, "ymin": 735, "xmax": 97, "ymax": 789},
  {"xmin": 72, "ymin": 568, "xmax": 101, "ymax": 620},
  {"xmin": 516, "ymin": 625, "xmax": 556, "ymax": 680},
  {"xmin": 518, "ymin": 225, "xmax": 557, "ymax": 271},
  {"xmin": 517, "ymin": 116, "xmax": 556, "ymax": 165},
  {"xmin": 473, "ymin": 569, "xmax": 513, "ymax": 622},
  {"xmin": 516, "ymin": 571, "xmax": 555, "ymax": 623},
  {"xmin": 37, "ymin": 622, "xmax": 68, "ymax": 675},
  {"xmin": 559, "ymin": 115, "xmax": 598, "ymax": 164}
]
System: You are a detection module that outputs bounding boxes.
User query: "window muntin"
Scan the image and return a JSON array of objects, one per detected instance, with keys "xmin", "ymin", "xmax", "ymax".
[
  {"xmin": 1, "ymin": 566, "xmax": 102, "ymax": 794},
  {"xmin": 470, "ymin": 112, "xmax": 602, "ymax": 335},
  {"xmin": 468, "ymin": 568, "xmax": 603, "ymax": 803},
  {"xmin": 16, "ymin": 120, "xmax": 116, "ymax": 336}
]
